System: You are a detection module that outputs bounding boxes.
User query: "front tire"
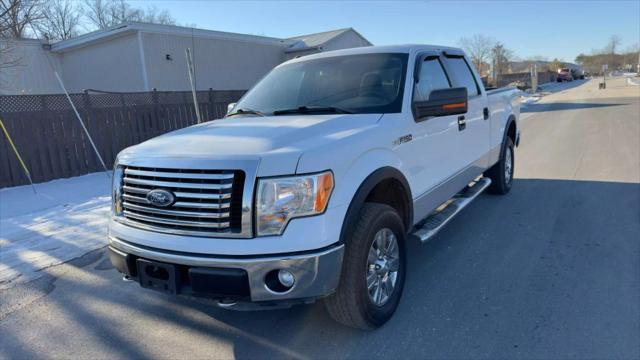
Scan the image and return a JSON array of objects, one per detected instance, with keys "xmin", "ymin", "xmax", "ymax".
[
  {"xmin": 324, "ymin": 203, "xmax": 406, "ymax": 330},
  {"xmin": 485, "ymin": 137, "xmax": 514, "ymax": 194}
]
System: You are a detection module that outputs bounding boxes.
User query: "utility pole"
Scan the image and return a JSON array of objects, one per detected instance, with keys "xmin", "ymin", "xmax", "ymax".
[{"xmin": 531, "ymin": 63, "xmax": 538, "ymax": 93}]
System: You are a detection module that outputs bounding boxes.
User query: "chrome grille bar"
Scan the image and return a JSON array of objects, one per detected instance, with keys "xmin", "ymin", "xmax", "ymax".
[
  {"xmin": 124, "ymin": 168, "xmax": 235, "ymax": 180},
  {"xmin": 119, "ymin": 165, "xmax": 242, "ymax": 236},
  {"xmin": 123, "ymin": 211, "xmax": 231, "ymax": 229},
  {"xmin": 122, "ymin": 186, "xmax": 232, "ymax": 200},
  {"xmin": 122, "ymin": 194, "xmax": 231, "ymax": 209},
  {"xmin": 123, "ymin": 202, "xmax": 230, "ymax": 218},
  {"xmin": 123, "ymin": 177, "xmax": 233, "ymax": 190}
]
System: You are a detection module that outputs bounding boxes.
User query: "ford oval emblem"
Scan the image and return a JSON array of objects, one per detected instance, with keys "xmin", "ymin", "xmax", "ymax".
[{"xmin": 146, "ymin": 189, "xmax": 175, "ymax": 207}]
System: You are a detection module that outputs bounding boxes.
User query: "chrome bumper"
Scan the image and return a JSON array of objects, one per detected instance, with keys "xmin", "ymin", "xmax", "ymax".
[{"xmin": 108, "ymin": 236, "xmax": 344, "ymax": 302}]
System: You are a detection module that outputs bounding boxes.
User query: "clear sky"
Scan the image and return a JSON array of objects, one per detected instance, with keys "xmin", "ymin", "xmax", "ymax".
[{"xmin": 129, "ymin": 0, "xmax": 640, "ymax": 63}]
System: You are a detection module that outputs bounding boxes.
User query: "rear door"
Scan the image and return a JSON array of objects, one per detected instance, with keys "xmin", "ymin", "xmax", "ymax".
[{"xmin": 441, "ymin": 54, "xmax": 491, "ymax": 170}]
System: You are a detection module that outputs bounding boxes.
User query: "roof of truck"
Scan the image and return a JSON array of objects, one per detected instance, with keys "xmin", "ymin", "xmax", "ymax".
[{"xmin": 285, "ymin": 44, "xmax": 465, "ymax": 64}]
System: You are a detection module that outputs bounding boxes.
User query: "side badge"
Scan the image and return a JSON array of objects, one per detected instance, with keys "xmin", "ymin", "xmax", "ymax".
[{"xmin": 393, "ymin": 134, "xmax": 413, "ymax": 146}]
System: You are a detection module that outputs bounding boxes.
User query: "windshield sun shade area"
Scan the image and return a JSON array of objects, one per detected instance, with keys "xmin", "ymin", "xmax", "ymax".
[{"xmin": 232, "ymin": 53, "xmax": 409, "ymax": 116}]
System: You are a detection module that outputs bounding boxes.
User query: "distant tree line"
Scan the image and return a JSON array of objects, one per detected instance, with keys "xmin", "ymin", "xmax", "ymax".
[
  {"xmin": 575, "ymin": 35, "xmax": 639, "ymax": 75},
  {"xmin": 0, "ymin": 0, "xmax": 177, "ymax": 41}
]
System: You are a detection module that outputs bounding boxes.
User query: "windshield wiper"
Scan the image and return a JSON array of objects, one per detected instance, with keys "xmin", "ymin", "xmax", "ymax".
[
  {"xmin": 226, "ymin": 108, "xmax": 265, "ymax": 117},
  {"xmin": 272, "ymin": 105, "xmax": 353, "ymax": 116}
]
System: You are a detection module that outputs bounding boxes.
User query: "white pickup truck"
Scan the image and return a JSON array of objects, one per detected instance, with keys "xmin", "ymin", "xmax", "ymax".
[{"xmin": 108, "ymin": 45, "xmax": 520, "ymax": 329}]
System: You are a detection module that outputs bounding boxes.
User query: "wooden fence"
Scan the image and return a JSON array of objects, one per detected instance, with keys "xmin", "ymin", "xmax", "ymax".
[{"xmin": 0, "ymin": 89, "xmax": 245, "ymax": 188}]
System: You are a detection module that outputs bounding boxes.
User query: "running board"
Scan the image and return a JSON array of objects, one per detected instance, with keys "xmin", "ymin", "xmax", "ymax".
[{"xmin": 411, "ymin": 177, "xmax": 492, "ymax": 243}]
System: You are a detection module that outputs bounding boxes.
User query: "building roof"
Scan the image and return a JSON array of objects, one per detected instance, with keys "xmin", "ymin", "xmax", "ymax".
[
  {"xmin": 50, "ymin": 22, "xmax": 290, "ymax": 52},
  {"xmin": 285, "ymin": 28, "xmax": 372, "ymax": 53},
  {"xmin": 287, "ymin": 28, "xmax": 351, "ymax": 47},
  {"xmin": 48, "ymin": 22, "xmax": 371, "ymax": 54}
]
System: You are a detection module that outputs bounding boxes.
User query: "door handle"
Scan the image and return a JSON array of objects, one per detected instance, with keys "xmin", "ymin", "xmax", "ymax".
[
  {"xmin": 457, "ymin": 115, "xmax": 466, "ymax": 131},
  {"xmin": 483, "ymin": 107, "xmax": 489, "ymax": 120}
]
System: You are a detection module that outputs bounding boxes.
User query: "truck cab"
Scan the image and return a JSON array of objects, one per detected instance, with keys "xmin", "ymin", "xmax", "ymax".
[{"xmin": 108, "ymin": 45, "xmax": 520, "ymax": 329}]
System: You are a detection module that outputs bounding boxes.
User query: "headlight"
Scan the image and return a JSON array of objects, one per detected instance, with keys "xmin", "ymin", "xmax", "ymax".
[
  {"xmin": 256, "ymin": 171, "xmax": 334, "ymax": 236},
  {"xmin": 112, "ymin": 166, "xmax": 124, "ymax": 216}
]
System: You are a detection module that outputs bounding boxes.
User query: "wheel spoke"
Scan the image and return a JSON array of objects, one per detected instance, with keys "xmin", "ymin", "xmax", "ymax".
[
  {"xmin": 375, "ymin": 232, "xmax": 384, "ymax": 255},
  {"xmin": 367, "ymin": 272, "xmax": 377, "ymax": 290},
  {"xmin": 382, "ymin": 277, "xmax": 393, "ymax": 298},
  {"xmin": 387, "ymin": 257, "xmax": 400, "ymax": 272},
  {"xmin": 373, "ymin": 279, "xmax": 382, "ymax": 303},
  {"xmin": 386, "ymin": 236, "xmax": 397, "ymax": 256}
]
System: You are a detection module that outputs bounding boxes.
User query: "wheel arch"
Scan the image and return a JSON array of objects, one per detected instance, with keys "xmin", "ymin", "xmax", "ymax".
[
  {"xmin": 339, "ymin": 167, "xmax": 413, "ymax": 244},
  {"xmin": 508, "ymin": 114, "xmax": 518, "ymax": 144}
]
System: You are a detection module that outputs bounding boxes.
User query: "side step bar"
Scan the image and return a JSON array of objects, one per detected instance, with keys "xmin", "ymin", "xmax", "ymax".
[{"xmin": 411, "ymin": 177, "xmax": 492, "ymax": 243}]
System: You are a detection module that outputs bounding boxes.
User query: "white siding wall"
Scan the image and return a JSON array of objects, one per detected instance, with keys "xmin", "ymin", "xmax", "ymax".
[
  {"xmin": 142, "ymin": 32, "xmax": 286, "ymax": 91},
  {"xmin": 60, "ymin": 34, "xmax": 145, "ymax": 92},
  {"xmin": 322, "ymin": 31, "xmax": 371, "ymax": 52},
  {"xmin": 0, "ymin": 40, "xmax": 62, "ymax": 95}
]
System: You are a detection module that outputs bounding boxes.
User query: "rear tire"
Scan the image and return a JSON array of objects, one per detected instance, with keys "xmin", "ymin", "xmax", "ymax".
[
  {"xmin": 324, "ymin": 203, "xmax": 406, "ymax": 330},
  {"xmin": 485, "ymin": 137, "xmax": 514, "ymax": 195}
]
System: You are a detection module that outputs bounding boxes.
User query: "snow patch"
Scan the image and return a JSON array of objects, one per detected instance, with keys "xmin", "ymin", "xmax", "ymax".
[{"xmin": 0, "ymin": 172, "xmax": 111, "ymax": 289}]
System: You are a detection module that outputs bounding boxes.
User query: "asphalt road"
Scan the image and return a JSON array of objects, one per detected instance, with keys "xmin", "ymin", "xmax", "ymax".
[{"xmin": 1, "ymin": 78, "xmax": 639, "ymax": 359}]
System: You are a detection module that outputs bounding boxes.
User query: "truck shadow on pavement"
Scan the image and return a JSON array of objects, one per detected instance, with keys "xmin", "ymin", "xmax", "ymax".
[
  {"xmin": 521, "ymin": 101, "xmax": 625, "ymax": 113},
  {"xmin": 1, "ymin": 178, "xmax": 638, "ymax": 359}
]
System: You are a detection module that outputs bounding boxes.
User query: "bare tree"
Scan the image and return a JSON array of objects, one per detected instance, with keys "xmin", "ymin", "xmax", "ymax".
[
  {"xmin": 83, "ymin": 0, "xmax": 175, "ymax": 30},
  {"xmin": 37, "ymin": 0, "xmax": 81, "ymax": 40},
  {"xmin": 458, "ymin": 34, "xmax": 493, "ymax": 73},
  {"xmin": 491, "ymin": 42, "xmax": 513, "ymax": 76},
  {"xmin": 546, "ymin": 58, "xmax": 564, "ymax": 72},
  {"xmin": 605, "ymin": 35, "xmax": 622, "ymax": 55},
  {"xmin": 0, "ymin": 0, "xmax": 45, "ymax": 38},
  {"xmin": 0, "ymin": 1, "xmax": 23, "ymax": 74},
  {"xmin": 139, "ymin": 6, "xmax": 175, "ymax": 25},
  {"xmin": 82, "ymin": 0, "xmax": 111, "ymax": 29}
]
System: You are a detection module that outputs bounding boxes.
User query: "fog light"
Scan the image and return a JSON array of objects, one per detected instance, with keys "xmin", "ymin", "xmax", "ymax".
[{"xmin": 278, "ymin": 270, "xmax": 295, "ymax": 288}]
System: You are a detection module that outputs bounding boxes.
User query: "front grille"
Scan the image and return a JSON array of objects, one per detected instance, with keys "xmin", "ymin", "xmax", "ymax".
[{"xmin": 120, "ymin": 166, "xmax": 245, "ymax": 236}]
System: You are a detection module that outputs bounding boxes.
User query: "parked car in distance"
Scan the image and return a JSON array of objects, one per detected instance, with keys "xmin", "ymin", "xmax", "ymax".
[
  {"xmin": 108, "ymin": 45, "xmax": 521, "ymax": 329},
  {"xmin": 557, "ymin": 68, "xmax": 573, "ymax": 82},
  {"xmin": 571, "ymin": 68, "xmax": 585, "ymax": 80}
]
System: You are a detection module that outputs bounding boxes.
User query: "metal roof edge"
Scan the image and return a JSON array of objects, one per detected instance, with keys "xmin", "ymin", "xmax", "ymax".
[{"xmin": 50, "ymin": 22, "xmax": 292, "ymax": 53}]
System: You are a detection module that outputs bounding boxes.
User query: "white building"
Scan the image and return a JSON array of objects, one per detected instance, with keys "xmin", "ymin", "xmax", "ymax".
[{"xmin": 0, "ymin": 23, "xmax": 371, "ymax": 95}]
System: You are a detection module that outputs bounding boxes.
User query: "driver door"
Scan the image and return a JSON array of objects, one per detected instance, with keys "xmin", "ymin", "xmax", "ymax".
[{"xmin": 394, "ymin": 53, "xmax": 467, "ymax": 219}]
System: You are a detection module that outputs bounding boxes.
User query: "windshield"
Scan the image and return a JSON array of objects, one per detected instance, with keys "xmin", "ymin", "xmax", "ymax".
[{"xmin": 230, "ymin": 53, "xmax": 408, "ymax": 116}]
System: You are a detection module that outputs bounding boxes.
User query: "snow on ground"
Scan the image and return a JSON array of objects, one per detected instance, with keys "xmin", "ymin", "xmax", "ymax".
[
  {"xmin": 0, "ymin": 172, "xmax": 111, "ymax": 289},
  {"xmin": 520, "ymin": 93, "xmax": 540, "ymax": 106}
]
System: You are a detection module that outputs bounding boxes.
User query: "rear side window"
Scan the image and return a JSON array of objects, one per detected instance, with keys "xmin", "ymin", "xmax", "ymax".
[
  {"xmin": 446, "ymin": 57, "xmax": 480, "ymax": 96},
  {"xmin": 413, "ymin": 58, "xmax": 451, "ymax": 102}
]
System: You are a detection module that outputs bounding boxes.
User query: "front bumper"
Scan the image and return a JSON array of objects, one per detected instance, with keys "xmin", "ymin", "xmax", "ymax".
[{"xmin": 108, "ymin": 236, "xmax": 344, "ymax": 302}]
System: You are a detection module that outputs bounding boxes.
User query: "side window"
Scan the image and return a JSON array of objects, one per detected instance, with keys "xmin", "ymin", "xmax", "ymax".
[
  {"xmin": 446, "ymin": 57, "xmax": 480, "ymax": 96},
  {"xmin": 413, "ymin": 58, "xmax": 451, "ymax": 102}
]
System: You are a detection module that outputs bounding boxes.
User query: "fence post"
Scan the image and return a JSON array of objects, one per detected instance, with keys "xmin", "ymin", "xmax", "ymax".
[
  {"xmin": 82, "ymin": 90, "xmax": 99, "ymax": 170},
  {"xmin": 152, "ymin": 88, "xmax": 159, "ymax": 126},
  {"xmin": 208, "ymin": 88, "xmax": 215, "ymax": 119}
]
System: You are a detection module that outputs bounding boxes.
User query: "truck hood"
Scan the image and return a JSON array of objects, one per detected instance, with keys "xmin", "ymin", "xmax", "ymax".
[{"xmin": 119, "ymin": 114, "xmax": 381, "ymax": 175}]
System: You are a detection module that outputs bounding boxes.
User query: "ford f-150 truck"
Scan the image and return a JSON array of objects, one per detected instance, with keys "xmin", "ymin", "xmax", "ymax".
[{"xmin": 108, "ymin": 45, "xmax": 520, "ymax": 329}]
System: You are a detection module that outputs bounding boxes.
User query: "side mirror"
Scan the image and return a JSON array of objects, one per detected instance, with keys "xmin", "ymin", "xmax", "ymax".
[
  {"xmin": 412, "ymin": 87, "xmax": 468, "ymax": 120},
  {"xmin": 227, "ymin": 102, "xmax": 236, "ymax": 115}
]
